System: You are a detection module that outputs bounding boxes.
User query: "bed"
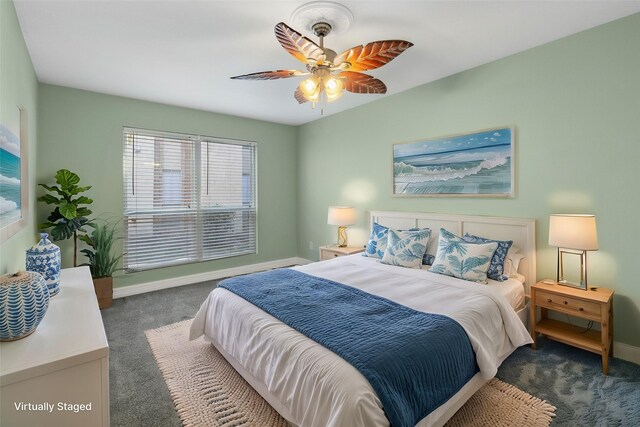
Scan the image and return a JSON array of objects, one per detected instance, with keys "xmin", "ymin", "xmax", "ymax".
[{"xmin": 190, "ymin": 211, "xmax": 537, "ymax": 427}]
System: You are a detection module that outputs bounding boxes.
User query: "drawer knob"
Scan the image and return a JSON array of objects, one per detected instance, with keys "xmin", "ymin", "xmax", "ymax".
[
  {"xmin": 563, "ymin": 301, "xmax": 568, "ymax": 305},
  {"xmin": 334, "ymin": 254, "xmax": 338, "ymax": 257},
  {"xmin": 547, "ymin": 298, "xmax": 552, "ymax": 303},
  {"xmin": 579, "ymin": 307, "xmax": 584, "ymax": 311}
]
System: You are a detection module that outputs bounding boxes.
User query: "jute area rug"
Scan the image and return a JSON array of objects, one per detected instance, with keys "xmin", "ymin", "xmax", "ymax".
[{"xmin": 146, "ymin": 320, "xmax": 556, "ymax": 427}]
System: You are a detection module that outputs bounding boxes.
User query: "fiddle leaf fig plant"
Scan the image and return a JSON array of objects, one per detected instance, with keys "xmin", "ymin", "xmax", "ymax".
[{"xmin": 38, "ymin": 169, "xmax": 93, "ymax": 267}]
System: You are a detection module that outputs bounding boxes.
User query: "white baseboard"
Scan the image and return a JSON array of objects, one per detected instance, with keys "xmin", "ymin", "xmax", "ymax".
[
  {"xmin": 614, "ymin": 341, "xmax": 640, "ymax": 365},
  {"xmin": 113, "ymin": 257, "xmax": 312, "ymax": 299}
]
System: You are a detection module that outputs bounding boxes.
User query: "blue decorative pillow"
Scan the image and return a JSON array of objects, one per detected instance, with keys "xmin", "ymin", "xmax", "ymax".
[
  {"xmin": 381, "ymin": 228, "xmax": 431, "ymax": 269},
  {"xmin": 462, "ymin": 233, "xmax": 513, "ymax": 281},
  {"xmin": 363, "ymin": 222, "xmax": 389, "ymax": 258},
  {"xmin": 422, "ymin": 253, "xmax": 435, "ymax": 266},
  {"xmin": 429, "ymin": 229, "xmax": 498, "ymax": 284}
]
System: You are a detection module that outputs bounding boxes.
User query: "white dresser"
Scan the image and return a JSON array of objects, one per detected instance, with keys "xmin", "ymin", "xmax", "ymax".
[{"xmin": 0, "ymin": 267, "xmax": 109, "ymax": 427}]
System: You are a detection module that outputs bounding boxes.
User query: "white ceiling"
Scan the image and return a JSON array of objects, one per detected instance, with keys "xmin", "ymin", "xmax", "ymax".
[{"xmin": 14, "ymin": 1, "xmax": 640, "ymax": 126}]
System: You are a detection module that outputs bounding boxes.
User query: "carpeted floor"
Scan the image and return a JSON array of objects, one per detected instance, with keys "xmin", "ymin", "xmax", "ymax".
[{"xmin": 102, "ymin": 279, "xmax": 640, "ymax": 427}]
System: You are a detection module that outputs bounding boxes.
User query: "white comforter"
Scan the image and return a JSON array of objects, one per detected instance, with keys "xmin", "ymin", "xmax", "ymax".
[{"xmin": 190, "ymin": 255, "xmax": 533, "ymax": 427}]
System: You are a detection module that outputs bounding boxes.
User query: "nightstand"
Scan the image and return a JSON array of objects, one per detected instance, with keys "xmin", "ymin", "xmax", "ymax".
[
  {"xmin": 530, "ymin": 280, "xmax": 614, "ymax": 374},
  {"xmin": 319, "ymin": 245, "xmax": 364, "ymax": 260}
]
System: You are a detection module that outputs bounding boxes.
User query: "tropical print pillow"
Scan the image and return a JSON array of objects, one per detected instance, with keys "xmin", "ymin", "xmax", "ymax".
[
  {"xmin": 430, "ymin": 229, "xmax": 498, "ymax": 283},
  {"xmin": 462, "ymin": 233, "xmax": 513, "ymax": 281},
  {"xmin": 381, "ymin": 228, "xmax": 431, "ymax": 269},
  {"xmin": 363, "ymin": 222, "xmax": 389, "ymax": 258}
]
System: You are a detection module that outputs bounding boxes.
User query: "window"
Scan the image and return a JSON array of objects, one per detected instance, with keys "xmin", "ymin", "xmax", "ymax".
[{"xmin": 123, "ymin": 127, "xmax": 256, "ymax": 272}]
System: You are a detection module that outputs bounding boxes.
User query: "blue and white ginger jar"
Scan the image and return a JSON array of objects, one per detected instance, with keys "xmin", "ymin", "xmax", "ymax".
[
  {"xmin": 26, "ymin": 233, "xmax": 61, "ymax": 297},
  {"xmin": 0, "ymin": 271, "xmax": 50, "ymax": 341}
]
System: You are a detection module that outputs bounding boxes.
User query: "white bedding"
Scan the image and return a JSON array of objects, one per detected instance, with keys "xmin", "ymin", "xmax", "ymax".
[
  {"xmin": 190, "ymin": 254, "xmax": 533, "ymax": 427},
  {"xmin": 486, "ymin": 275, "xmax": 526, "ymax": 311}
]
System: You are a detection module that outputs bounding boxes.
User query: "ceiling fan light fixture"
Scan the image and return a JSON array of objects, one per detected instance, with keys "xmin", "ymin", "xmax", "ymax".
[
  {"xmin": 230, "ymin": 6, "xmax": 412, "ymax": 111},
  {"xmin": 299, "ymin": 77, "xmax": 320, "ymax": 98},
  {"xmin": 324, "ymin": 77, "xmax": 344, "ymax": 101}
]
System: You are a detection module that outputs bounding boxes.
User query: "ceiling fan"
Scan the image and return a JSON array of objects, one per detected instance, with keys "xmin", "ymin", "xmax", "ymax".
[{"xmin": 231, "ymin": 21, "xmax": 413, "ymax": 107}]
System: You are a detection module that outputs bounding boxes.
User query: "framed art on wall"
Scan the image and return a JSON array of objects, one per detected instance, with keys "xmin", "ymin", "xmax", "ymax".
[
  {"xmin": 0, "ymin": 107, "xmax": 29, "ymax": 242},
  {"xmin": 393, "ymin": 126, "xmax": 514, "ymax": 197}
]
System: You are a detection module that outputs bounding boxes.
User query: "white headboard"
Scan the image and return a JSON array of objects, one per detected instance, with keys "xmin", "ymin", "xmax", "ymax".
[{"xmin": 370, "ymin": 211, "xmax": 537, "ymax": 293}]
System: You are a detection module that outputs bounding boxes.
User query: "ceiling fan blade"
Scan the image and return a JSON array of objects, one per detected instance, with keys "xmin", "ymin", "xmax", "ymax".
[
  {"xmin": 335, "ymin": 40, "xmax": 413, "ymax": 72},
  {"xmin": 294, "ymin": 87, "xmax": 308, "ymax": 104},
  {"xmin": 340, "ymin": 71, "xmax": 387, "ymax": 94},
  {"xmin": 230, "ymin": 70, "xmax": 306, "ymax": 80},
  {"xmin": 275, "ymin": 22, "xmax": 325, "ymax": 64}
]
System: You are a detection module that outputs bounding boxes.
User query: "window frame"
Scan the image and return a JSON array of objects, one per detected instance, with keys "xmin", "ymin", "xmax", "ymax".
[{"xmin": 122, "ymin": 127, "xmax": 258, "ymax": 272}]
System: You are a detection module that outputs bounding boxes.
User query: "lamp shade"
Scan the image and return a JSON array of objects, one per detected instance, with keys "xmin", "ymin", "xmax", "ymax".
[
  {"xmin": 549, "ymin": 214, "xmax": 598, "ymax": 251},
  {"xmin": 327, "ymin": 206, "xmax": 356, "ymax": 226}
]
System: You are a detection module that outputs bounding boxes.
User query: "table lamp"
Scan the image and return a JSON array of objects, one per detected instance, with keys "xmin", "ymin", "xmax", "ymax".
[
  {"xmin": 548, "ymin": 214, "xmax": 598, "ymax": 290},
  {"xmin": 327, "ymin": 206, "xmax": 356, "ymax": 247}
]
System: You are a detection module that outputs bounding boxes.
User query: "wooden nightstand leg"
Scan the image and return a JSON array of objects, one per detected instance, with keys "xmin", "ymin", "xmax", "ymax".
[
  {"xmin": 609, "ymin": 302, "xmax": 614, "ymax": 358},
  {"xmin": 601, "ymin": 302, "xmax": 610, "ymax": 375},
  {"xmin": 529, "ymin": 290, "xmax": 537, "ymax": 349}
]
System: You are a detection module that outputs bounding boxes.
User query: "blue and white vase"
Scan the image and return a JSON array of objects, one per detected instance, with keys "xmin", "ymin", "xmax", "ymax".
[
  {"xmin": 0, "ymin": 271, "xmax": 50, "ymax": 341},
  {"xmin": 26, "ymin": 233, "xmax": 61, "ymax": 297}
]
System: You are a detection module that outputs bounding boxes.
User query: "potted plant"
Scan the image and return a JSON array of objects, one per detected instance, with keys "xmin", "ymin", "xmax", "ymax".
[
  {"xmin": 38, "ymin": 169, "xmax": 93, "ymax": 267},
  {"xmin": 80, "ymin": 220, "xmax": 123, "ymax": 309}
]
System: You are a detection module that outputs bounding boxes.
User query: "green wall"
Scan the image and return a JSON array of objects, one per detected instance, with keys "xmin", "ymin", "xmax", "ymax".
[
  {"xmin": 37, "ymin": 84, "xmax": 298, "ymax": 288},
  {"xmin": 0, "ymin": 0, "xmax": 39, "ymax": 273},
  {"xmin": 297, "ymin": 14, "xmax": 640, "ymax": 347}
]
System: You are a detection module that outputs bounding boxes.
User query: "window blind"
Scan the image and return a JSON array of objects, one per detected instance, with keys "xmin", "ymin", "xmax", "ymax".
[{"xmin": 123, "ymin": 127, "xmax": 256, "ymax": 272}]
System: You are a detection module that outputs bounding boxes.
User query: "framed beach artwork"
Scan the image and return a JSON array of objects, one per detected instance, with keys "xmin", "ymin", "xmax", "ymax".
[
  {"xmin": 393, "ymin": 126, "xmax": 514, "ymax": 197},
  {"xmin": 0, "ymin": 108, "xmax": 29, "ymax": 242}
]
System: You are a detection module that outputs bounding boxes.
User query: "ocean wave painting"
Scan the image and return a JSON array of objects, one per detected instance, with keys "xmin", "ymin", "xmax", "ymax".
[
  {"xmin": 1, "ymin": 123, "xmax": 22, "ymax": 226},
  {"xmin": 393, "ymin": 126, "xmax": 514, "ymax": 196}
]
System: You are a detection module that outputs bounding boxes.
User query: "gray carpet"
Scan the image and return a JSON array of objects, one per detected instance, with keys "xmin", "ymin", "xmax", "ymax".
[{"xmin": 102, "ymin": 280, "xmax": 640, "ymax": 427}]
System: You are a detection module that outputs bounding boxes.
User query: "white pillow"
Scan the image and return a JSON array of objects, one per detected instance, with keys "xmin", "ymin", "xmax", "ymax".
[
  {"xmin": 505, "ymin": 250, "xmax": 525, "ymax": 277},
  {"xmin": 381, "ymin": 228, "xmax": 430, "ymax": 269},
  {"xmin": 429, "ymin": 229, "xmax": 498, "ymax": 284}
]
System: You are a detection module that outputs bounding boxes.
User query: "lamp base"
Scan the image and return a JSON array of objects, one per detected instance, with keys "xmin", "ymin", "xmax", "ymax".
[
  {"xmin": 556, "ymin": 248, "xmax": 589, "ymax": 291},
  {"xmin": 337, "ymin": 226, "xmax": 348, "ymax": 247}
]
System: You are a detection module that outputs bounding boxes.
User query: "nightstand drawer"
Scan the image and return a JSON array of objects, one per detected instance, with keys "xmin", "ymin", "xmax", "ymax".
[
  {"xmin": 535, "ymin": 290, "xmax": 600, "ymax": 318},
  {"xmin": 320, "ymin": 250, "xmax": 342, "ymax": 260},
  {"xmin": 318, "ymin": 246, "xmax": 364, "ymax": 260}
]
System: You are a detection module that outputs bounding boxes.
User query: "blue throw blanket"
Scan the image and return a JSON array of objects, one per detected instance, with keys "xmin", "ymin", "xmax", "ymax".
[{"xmin": 220, "ymin": 269, "xmax": 478, "ymax": 427}]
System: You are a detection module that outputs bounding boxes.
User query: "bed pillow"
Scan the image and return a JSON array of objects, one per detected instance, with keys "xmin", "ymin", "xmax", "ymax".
[
  {"xmin": 505, "ymin": 248, "xmax": 525, "ymax": 277},
  {"xmin": 381, "ymin": 228, "xmax": 431, "ymax": 269},
  {"xmin": 363, "ymin": 223, "xmax": 431, "ymax": 260},
  {"xmin": 422, "ymin": 253, "xmax": 436, "ymax": 266},
  {"xmin": 462, "ymin": 233, "xmax": 513, "ymax": 281},
  {"xmin": 430, "ymin": 229, "xmax": 498, "ymax": 284},
  {"xmin": 363, "ymin": 222, "xmax": 389, "ymax": 258}
]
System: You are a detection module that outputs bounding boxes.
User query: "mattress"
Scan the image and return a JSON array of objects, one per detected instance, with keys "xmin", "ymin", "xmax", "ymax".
[{"xmin": 190, "ymin": 254, "xmax": 532, "ymax": 426}]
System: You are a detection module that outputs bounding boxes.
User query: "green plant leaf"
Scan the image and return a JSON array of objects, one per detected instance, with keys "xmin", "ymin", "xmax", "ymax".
[
  {"xmin": 78, "ymin": 234, "xmax": 94, "ymax": 247},
  {"xmin": 50, "ymin": 223, "xmax": 74, "ymax": 241},
  {"xmin": 73, "ymin": 196, "xmax": 93, "ymax": 205},
  {"xmin": 37, "ymin": 194, "xmax": 61, "ymax": 205},
  {"xmin": 69, "ymin": 185, "xmax": 92, "ymax": 195},
  {"xmin": 55, "ymin": 169, "xmax": 80, "ymax": 190},
  {"xmin": 38, "ymin": 184, "xmax": 65, "ymax": 196},
  {"xmin": 47, "ymin": 208, "xmax": 64, "ymax": 222},
  {"xmin": 76, "ymin": 208, "xmax": 93, "ymax": 217},
  {"xmin": 58, "ymin": 201, "xmax": 78, "ymax": 219}
]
